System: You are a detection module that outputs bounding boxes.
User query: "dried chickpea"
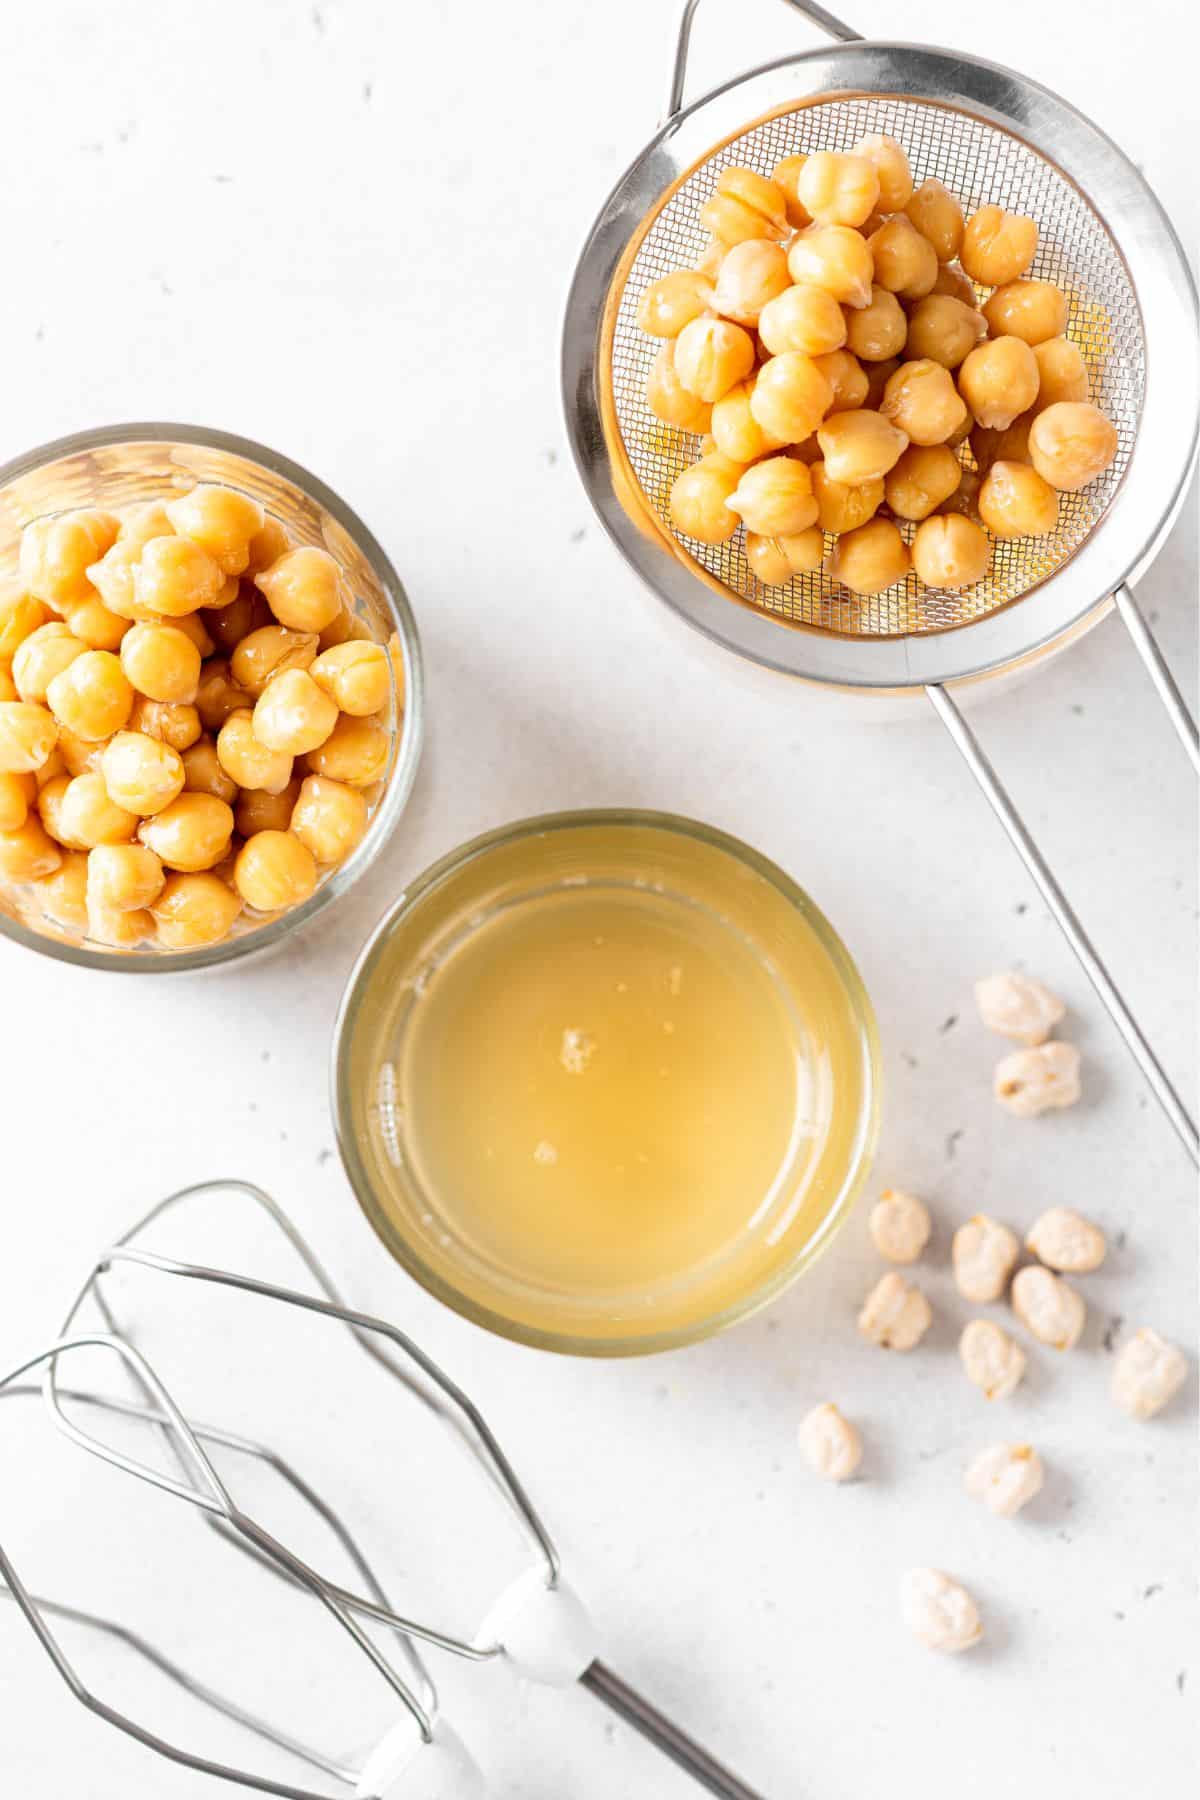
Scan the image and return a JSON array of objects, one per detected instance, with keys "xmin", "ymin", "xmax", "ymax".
[
  {"xmin": 36, "ymin": 775, "xmax": 79, "ymax": 847},
  {"xmin": 0, "ymin": 813, "xmax": 62, "ymax": 880},
  {"xmin": 953, "ymin": 1214, "xmax": 1020, "ymax": 1302},
  {"xmin": 994, "ymin": 1040, "xmax": 1081, "ymax": 1115},
  {"xmin": 786, "ymin": 224, "xmax": 874, "ymax": 309},
  {"xmin": 810, "ymin": 462, "xmax": 883, "ymax": 534},
  {"xmin": 798, "ymin": 1403, "xmax": 862, "ymax": 1482},
  {"xmin": 204, "ymin": 584, "xmax": 272, "ymax": 653},
  {"xmin": 832, "ymin": 517, "xmax": 911, "ymax": 596},
  {"xmin": 100, "ymin": 731, "xmax": 186, "ymax": 817},
  {"xmin": 961, "ymin": 205, "xmax": 1038, "ymax": 286},
  {"xmin": 1025, "ymin": 1208, "xmax": 1106, "ymax": 1274},
  {"xmin": 636, "ymin": 268, "xmax": 715, "ymax": 337},
  {"xmin": 796, "ymin": 151, "xmax": 879, "ymax": 228},
  {"xmin": 0, "ymin": 589, "xmax": 50, "ymax": 659},
  {"xmin": 881, "ymin": 360, "xmax": 968, "ymax": 446},
  {"xmin": 668, "ymin": 454, "xmax": 742, "ymax": 544},
  {"xmin": 1011, "ymin": 1265, "xmax": 1086, "ymax": 1350},
  {"xmin": 711, "ymin": 239, "xmax": 790, "ymax": 326},
  {"xmin": 867, "ymin": 216, "xmax": 937, "ymax": 301},
  {"xmin": 863, "ymin": 355, "xmax": 899, "ymax": 410},
  {"xmin": 911, "ymin": 515, "xmax": 990, "ymax": 590},
  {"xmin": 182, "ymin": 735, "xmax": 239, "ymax": 804},
  {"xmin": 138, "ymin": 791, "xmax": 234, "ymax": 872},
  {"xmin": 843, "ymin": 285, "xmax": 906, "ymax": 363},
  {"xmin": 816, "ymin": 409, "xmax": 908, "ymax": 484},
  {"xmin": 19, "ymin": 510, "xmax": 118, "ymax": 610},
  {"xmin": 243, "ymin": 516, "xmax": 291, "ymax": 579},
  {"xmin": 900, "ymin": 1569, "xmax": 983, "ymax": 1654},
  {"xmin": 744, "ymin": 528, "xmax": 824, "ymax": 583},
  {"xmin": 129, "ymin": 695, "xmax": 202, "ymax": 752},
  {"xmin": 711, "ymin": 379, "xmax": 782, "ymax": 464},
  {"xmin": 964, "ymin": 1442, "xmax": 1044, "ymax": 1517},
  {"xmin": 1031, "ymin": 336, "xmax": 1088, "ymax": 412},
  {"xmin": 133, "ymin": 534, "xmax": 226, "ymax": 618},
  {"xmin": 698, "ymin": 167, "xmax": 789, "ymax": 245},
  {"xmin": 1111, "ymin": 1329, "xmax": 1187, "ymax": 1421},
  {"xmin": 905, "ymin": 179, "xmax": 964, "ymax": 263},
  {"xmin": 62, "ymin": 595, "xmax": 130, "ymax": 653},
  {"xmin": 304, "ymin": 714, "xmax": 390, "ymax": 788},
  {"xmin": 904, "ymin": 294, "xmax": 986, "ymax": 370},
  {"xmin": 646, "ymin": 342, "xmax": 714, "ymax": 431},
  {"xmin": 119, "ymin": 622, "xmax": 202, "ymax": 704},
  {"xmin": 812, "ymin": 349, "xmax": 868, "ymax": 414},
  {"xmin": 930, "ymin": 262, "xmax": 977, "ymax": 306},
  {"xmin": 164, "ymin": 484, "xmax": 265, "ymax": 575},
  {"xmin": 982, "ymin": 279, "xmax": 1069, "ymax": 348},
  {"xmin": 726, "ymin": 457, "xmax": 818, "ymax": 536},
  {"xmin": 196, "ymin": 659, "xmax": 253, "ymax": 734},
  {"xmin": 308, "ymin": 640, "xmax": 391, "ymax": 718},
  {"xmin": 869, "ymin": 1188, "xmax": 931, "ymax": 1264},
  {"xmin": 117, "ymin": 501, "xmax": 174, "ymax": 553},
  {"xmin": 853, "ymin": 133, "xmax": 912, "ymax": 212},
  {"xmin": 0, "ymin": 770, "xmax": 35, "ymax": 832},
  {"xmin": 0, "ymin": 700, "xmax": 59, "ymax": 773},
  {"xmin": 230, "ymin": 624, "xmax": 319, "ymax": 698},
  {"xmin": 771, "ymin": 154, "xmax": 811, "ymax": 229},
  {"xmin": 978, "ymin": 461, "xmax": 1059, "ymax": 538},
  {"xmin": 151, "ymin": 870, "xmax": 243, "ymax": 948},
  {"xmin": 252, "ymin": 668, "xmax": 338, "ymax": 756},
  {"xmin": 216, "ymin": 709, "xmax": 294, "ymax": 795},
  {"xmin": 749, "ymin": 352, "xmax": 834, "ymax": 444},
  {"xmin": 57, "ymin": 771, "xmax": 138, "ymax": 848},
  {"xmin": 672, "ymin": 316, "xmax": 756, "ymax": 403},
  {"xmin": 974, "ymin": 971, "xmax": 1065, "ymax": 1044},
  {"xmin": 290, "ymin": 774, "xmax": 369, "ymax": 865},
  {"xmin": 45, "ymin": 650, "xmax": 133, "ymax": 741},
  {"xmin": 86, "ymin": 843, "xmax": 165, "ymax": 912},
  {"xmin": 757, "ymin": 283, "xmax": 846, "ymax": 357},
  {"xmin": 960, "ymin": 1318, "xmax": 1026, "ymax": 1400},
  {"xmin": 34, "ymin": 849, "xmax": 88, "ymax": 928},
  {"xmin": 234, "ymin": 829, "xmax": 318, "ymax": 912},
  {"xmin": 857, "ymin": 1271, "xmax": 931, "ymax": 1350},
  {"xmin": 235, "ymin": 779, "xmax": 300, "ymax": 837},
  {"xmin": 86, "ymin": 900, "xmax": 153, "ymax": 948},
  {"xmin": 12, "ymin": 623, "xmax": 87, "ymax": 702},
  {"xmin": 885, "ymin": 445, "xmax": 962, "ymax": 521},
  {"xmin": 1028, "ymin": 402, "xmax": 1118, "ymax": 492},
  {"xmin": 958, "ymin": 336, "xmax": 1040, "ymax": 430}
]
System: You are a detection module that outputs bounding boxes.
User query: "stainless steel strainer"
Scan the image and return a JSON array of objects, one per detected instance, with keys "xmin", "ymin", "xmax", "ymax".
[{"xmin": 564, "ymin": 0, "xmax": 1198, "ymax": 1158}]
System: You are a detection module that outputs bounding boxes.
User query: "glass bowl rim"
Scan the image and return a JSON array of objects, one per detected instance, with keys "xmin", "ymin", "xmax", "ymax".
[
  {"xmin": 331, "ymin": 806, "xmax": 882, "ymax": 1357},
  {"xmin": 0, "ymin": 420, "xmax": 424, "ymax": 974}
]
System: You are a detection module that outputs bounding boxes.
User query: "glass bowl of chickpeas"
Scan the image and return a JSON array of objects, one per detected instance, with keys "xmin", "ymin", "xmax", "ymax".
[{"xmin": 0, "ymin": 424, "xmax": 422, "ymax": 969}]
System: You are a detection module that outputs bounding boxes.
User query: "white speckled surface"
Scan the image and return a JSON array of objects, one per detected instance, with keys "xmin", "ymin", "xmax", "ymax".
[{"xmin": 0, "ymin": 3, "xmax": 1195, "ymax": 1796}]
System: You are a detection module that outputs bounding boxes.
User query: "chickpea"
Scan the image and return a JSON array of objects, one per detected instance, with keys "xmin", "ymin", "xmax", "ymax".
[
  {"xmin": 252, "ymin": 668, "xmax": 339, "ymax": 756},
  {"xmin": 117, "ymin": 501, "xmax": 175, "ymax": 553},
  {"xmin": 227, "ymin": 624, "xmax": 317, "ymax": 698},
  {"xmin": 216, "ymin": 709, "xmax": 294, "ymax": 795},
  {"xmin": 0, "ymin": 814, "xmax": 62, "ymax": 881},
  {"xmin": 1028, "ymin": 401, "xmax": 1118, "ymax": 492},
  {"xmin": 971, "ymin": 412, "xmax": 1034, "ymax": 473},
  {"xmin": 170, "ymin": 610, "xmax": 215, "ymax": 658},
  {"xmin": 1025, "ymin": 1208, "xmax": 1106, "ymax": 1274},
  {"xmin": 843, "ymin": 284, "xmax": 906, "ymax": 363},
  {"xmin": 57, "ymin": 728, "xmax": 104, "ymax": 777},
  {"xmin": 0, "ymin": 589, "xmax": 50, "ymax": 659},
  {"xmin": 45, "ymin": 650, "xmax": 133, "ymax": 742},
  {"xmin": 1011, "ymin": 1265, "xmax": 1086, "ymax": 1350},
  {"xmin": 958, "ymin": 335, "xmax": 1040, "ymax": 430},
  {"xmin": 304, "ymin": 714, "xmax": 390, "ymax": 788},
  {"xmin": 36, "ymin": 775, "xmax": 79, "ymax": 846},
  {"xmin": 798, "ymin": 1403, "xmax": 862, "ymax": 1482},
  {"xmin": 34, "ymin": 848, "xmax": 88, "ymax": 928},
  {"xmin": 672, "ymin": 316, "xmax": 757, "ymax": 403},
  {"xmin": 810, "ymin": 462, "xmax": 883, "ymax": 534},
  {"xmin": 0, "ymin": 700, "xmax": 59, "ymax": 773},
  {"xmin": 901, "ymin": 1569, "xmax": 983, "ymax": 1654},
  {"xmin": 86, "ymin": 842, "xmax": 164, "ymax": 913},
  {"xmin": 868, "ymin": 1188, "xmax": 931, "ymax": 1264},
  {"xmin": 863, "ymin": 355, "xmax": 899, "ymax": 410},
  {"xmin": 0, "ymin": 770, "xmax": 35, "ymax": 832},
  {"xmin": 866, "ymin": 216, "xmax": 937, "ymax": 301},
  {"xmin": 182, "ymin": 735, "xmax": 239, "ymax": 804},
  {"xmin": 119, "ymin": 622, "xmax": 202, "ymax": 704},
  {"xmin": 1111, "ymin": 1328, "xmax": 1188, "ymax": 1420},
  {"xmin": 817, "ymin": 409, "xmax": 908, "ymax": 484},
  {"xmin": 56, "ymin": 771, "xmax": 137, "ymax": 848},
  {"xmin": 204, "ymin": 584, "xmax": 273, "ymax": 653},
  {"xmin": 636, "ymin": 268, "xmax": 714, "ymax": 338},
  {"xmin": 952, "ymin": 1214, "xmax": 1019, "ymax": 1302},
  {"xmin": 756, "ymin": 283, "xmax": 846, "ymax": 357},
  {"xmin": 711, "ymin": 379, "xmax": 781, "ymax": 465},
  {"xmin": 164, "ymin": 484, "xmax": 265, "ymax": 576},
  {"xmin": 785, "ymin": 435, "xmax": 822, "ymax": 467},
  {"xmin": 832, "ymin": 517, "xmax": 911, "ymax": 595},
  {"xmin": 885, "ymin": 445, "xmax": 962, "ymax": 521},
  {"xmin": 978, "ymin": 460, "xmax": 1059, "ymax": 538},
  {"xmin": 646, "ymin": 342, "xmax": 713, "ymax": 431},
  {"xmin": 1031, "ymin": 336, "xmax": 1088, "ymax": 412},
  {"xmin": 930, "ymin": 262, "xmax": 977, "ymax": 307},
  {"xmin": 18, "ymin": 509, "xmax": 118, "ymax": 610},
  {"xmin": 320, "ymin": 606, "xmax": 371, "ymax": 652},
  {"xmin": 668, "ymin": 454, "xmax": 742, "ymax": 544},
  {"xmin": 100, "ymin": 731, "xmax": 186, "ymax": 816},
  {"xmin": 290, "ymin": 774, "xmax": 369, "ymax": 864},
  {"xmin": 711, "ymin": 239, "xmax": 790, "ymax": 326},
  {"xmin": 196, "ymin": 658, "xmax": 253, "ymax": 733},
  {"xmin": 982, "ymin": 279, "xmax": 1069, "ymax": 348},
  {"xmin": 771, "ymin": 154, "xmax": 811, "ymax": 229},
  {"xmin": 151, "ymin": 870, "xmax": 243, "ymax": 948},
  {"xmin": 959, "ymin": 1318, "xmax": 1026, "ymax": 1400},
  {"xmin": 308, "ymin": 640, "xmax": 391, "ymax": 718},
  {"xmin": 0, "ymin": 664, "xmax": 15, "ymax": 703},
  {"xmin": 234, "ymin": 829, "xmax": 318, "ymax": 912},
  {"xmin": 964, "ymin": 1443, "xmax": 1044, "ymax": 1518},
  {"xmin": 86, "ymin": 900, "xmax": 153, "ymax": 948},
  {"xmin": 138, "ymin": 791, "xmax": 234, "ymax": 872},
  {"xmin": 235, "ymin": 779, "xmax": 300, "ymax": 838},
  {"xmin": 911, "ymin": 514, "xmax": 990, "ymax": 590},
  {"xmin": 961, "ymin": 204, "xmax": 1038, "ymax": 286},
  {"xmin": 881, "ymin": 360, "xmax": 967, "ymax": 447},
  {"xmin": 994, "ymin": 1039, "xmax": 1082, "ymax": 1115},
  {"xmin": 129, "ymin": 695, "xmax": 202, "ymax": 752},
  {"xmin": 133, "ymin": 534, "xmax": 226, "ymax": 618},
  {"xmin": 726, "ymin": 457, "xmax": 818, "ymax": 536},
  {"xmin": 974, "ymin": 970, "xmax": 1065, "ymax": 1045},
  {"xmin": 786, "ymin": 224, "xmax": 874, "ymax": 309},
  {"xmin": 698, "ymin": 166, "xmax": 789, "ymax": 245},
  {"xmin": 796, "ymin": 151, "xmax": 879, "ymax": 228},
  {"xmin": 255, "ymin": 545, "xmax": 347, "ymax": 634},
  {"xmin": 904, "ymin": 179, "xmax": 964, "ymax": 263},
  {"xmin": 812, "ymin": 349, "xmax": 868, "ymax": 414},
  {"xmin": 85, "ymin": 540, "xmax": 152, "ymax": 621},
  {"xmin": 903, "ymin": 294, "xmax": 985, "ymax": 370},
  {"xmin": 857, "ymin": 1270, "xmax": 931, "ymax": 1349},
  {"xmin": 744, "ymin": 527, "xmax": 824, "ymax": 583},
  {"xmin": 243, "ymin": 515, "xmax": 291, "ymax": 579},
  {"xmin": 12, "ymin": 623, "xmax": 87, "ymax": 703},
  {"xmin": 749, "ymin": 351, "xmax": 834, "ymax": 444},
  {"xmin": 853, "ymin": 133, "xmax": 912, "ymax": 212},
  {"xmin": 62, "ymin": 595, "xmax": 130, "ymax": 652},
  {"xmin": 938, "ymin": 465, "xmax": 982, "ymax": 519}
]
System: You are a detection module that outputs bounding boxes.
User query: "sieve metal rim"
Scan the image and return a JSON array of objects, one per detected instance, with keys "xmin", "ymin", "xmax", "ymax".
[{"xmin": 563, "ymin": 40, "xmax": 1198, "ymax": 689}]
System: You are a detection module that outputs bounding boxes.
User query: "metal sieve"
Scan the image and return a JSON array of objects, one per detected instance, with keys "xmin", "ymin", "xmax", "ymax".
[{"xmin": 564, "ymin": 0, "xmax": 1199, "ymax": 1158}]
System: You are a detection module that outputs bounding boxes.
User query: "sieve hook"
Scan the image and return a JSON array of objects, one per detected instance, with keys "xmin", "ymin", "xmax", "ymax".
[{"xmin": 666, "ymin": 0, "xmax": 860, "ymax": 121}]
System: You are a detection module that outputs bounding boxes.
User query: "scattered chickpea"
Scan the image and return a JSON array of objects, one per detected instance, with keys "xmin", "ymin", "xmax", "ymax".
[
  {"xmin": 786, "ymin": 225, "xmax": 874, "ymax": 310},
  {"xmin": 1011, "ymin": 1265, "xmax": 1086, "ymax": 1349},
  {"xmin": 12, "ymin": 624, "xmax": 88, "ymax": 703},
  {"xmin": 1025, "ymin": 1208, "xmax": 1106, "ymax": 1274},
  {"xmin": 868, "ymin": 1188, "xmax": 931, "ymax": 1264},
  {"xmin": 303, "ymin": 714, "xmax": 390, "ymax": 788},
  {"xmin": 0, "ymin": 700, "xmax": 60, "ymax": 773},
  {"xmin": 960, "ymin": 205, "xmax": 1038, "ymax": 286},
  {"xmin": 151, "ymin": 870, "xmax": 243, "ymax": 948},
  {"xmin": 994, "ymin": 1041, "xmax": 1081, "ymax": 1116},
  {"xmin": 668, "ymin": 455, "xmax": 742, "ymax": 544},
  {"xmin": 885, "ymin": 446, "xmax": 962, "ymax": 521},
  {"xmin": 978, "ymin": 461, "xmax": 1059, "ymax": 539},
  {"xmin": 900, "ymin": 1569, "xmax": 983, "ymax": 1653},
  {"xmin": 959, "ymin": 1318, "xmax": 1027, "ymax": 1400},
  {"xmin": 712, "ymin": 239, "xmax": 791, "ymax": 326},
  {"xmin": 234, "ymin": 828, "xmax": 318, "ymax": 912},
  {"xmin": 138, "ymin": 792, "xmax": 234, "ymax": 873},
  {"xmin": 811, "ymin": 349, "xmax": 868, "ymax": 415},
  {"xmin": 252, "ymin": 668, "xmax": 339, "ymax": 757},
  {"xmin": 904, "ymin": 295, "xmax": 986, "ymax": 370},
  {"xmin": 647, "ymin": 343, "xmax": 714, "ymax": 431},
  {"xmin": 810, "ymin": 463, "xmax": 883, "ymax": 535},
  {"xmin": 974, "ymin": 971, "xmax": 1065, "ymax": 1045},
  {"xmin": 216, "ymin": 709, "xmax": 294, "ymax": 795},
  {"xmin": 86, "ymin": 843, "xmax": 165, "ymax": 913},
  {"xmin": 101, "ymin": 731, "xmax": 186, "ymax": 817},
  {"xmin": 46, "ymin": 651, "xmax": 133, "ymax": 742},
  {"xmin": 1028, "ymin": 402, "xmax": 1118, "ymax": 492},
  {"xmin": 982, "ymin": 279, "xmax": 1069, "ymax": 347},
  {"xmin": 255, "ymin": 545, "xmax": 345, "ymax": 634},
  {"xmin": 958, "ymin": 336, "xmax": 1040, "ymax": 430},
  {"xmin": 757, "ymin": 283, "xmax": 847, "ymax": 358},
  {"xmin": 1031, "ymin": 337, "xmax": 1089, "ymax": 412},
  {"xmin": 905, "ymin": 179, "xmax": 965, "ymax": 263},
  {"xmin": 726, "ymin": 458, "xmax": 818, "ymax": 536},
  {"xmin": 857, "ymin": 1270, "xmax": 932, "ymax": 1350},
  {"xmin": 866, "ymin": 216, "xmax": 938, "ymax": 301},
  {"xmin": 750, "ymin": 351, "xmax": 834, "ymax": 444},
  {"xmin": 119, "ymin": 622, "xmax": 202, "ymax": 704},
  {"xmin": 0, "ymin": 814, "xmax": 62, "ymax": 881},
  {"xmin": 964, "ymin": 1443, "xmax": 1044, "ymax": 1517},
  {"xmin": 843, "ymin": 284, "xmax": 907, "ymax": 363},
  {"xmin": 744, "ymin": 527, "xmax": 823, "ymax": 583},
  {"xmin": 798, "ymin": 1403, "xmax": 863, "ymax": 1482},
  {"xmin": 854, "ymin": 133, "xmax": 912, "ymax": 212},
  {"xmin": 636, "ymin": 268, "xmax": 715, "ymax": 338},
  {"xmin": 953, "ymin": 1214, "xmax": 1020, "ymax": 1303},
  {"xmin": 1110, "ymin": 1328, "xmax": 1188, "ymax": 1421},
  {"xmin": 699, "ymin": 167, "xmax": 789, "ymax": 246},
  {"xmin": 832, "ymin": 517, "xmax": 911, "ymax": 596},
  {"xmin": 796, "ymin": 151, "xmax": 879, "ymax": 228}
]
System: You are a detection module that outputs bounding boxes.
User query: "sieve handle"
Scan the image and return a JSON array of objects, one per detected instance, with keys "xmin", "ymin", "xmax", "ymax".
[
  {"xmin": 926, "ymin": 682, "xmax": 1199, "ymax": 1166},
  {"xmin": 581, "ymin": 1660, "xmax": 767, "ymax": 1799},
  {"xmin": 666, "ymin": 0, "xmax": 860, "ymax": 120},
  {"xmin": 1114, "ymin": 583, "xmax": 1200, "ymax": 773}
]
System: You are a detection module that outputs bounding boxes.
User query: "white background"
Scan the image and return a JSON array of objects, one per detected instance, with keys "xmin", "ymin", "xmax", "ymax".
[{"xmin": 0, "ymin": 2, "xmax": 1195, "ymax": 1796}]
